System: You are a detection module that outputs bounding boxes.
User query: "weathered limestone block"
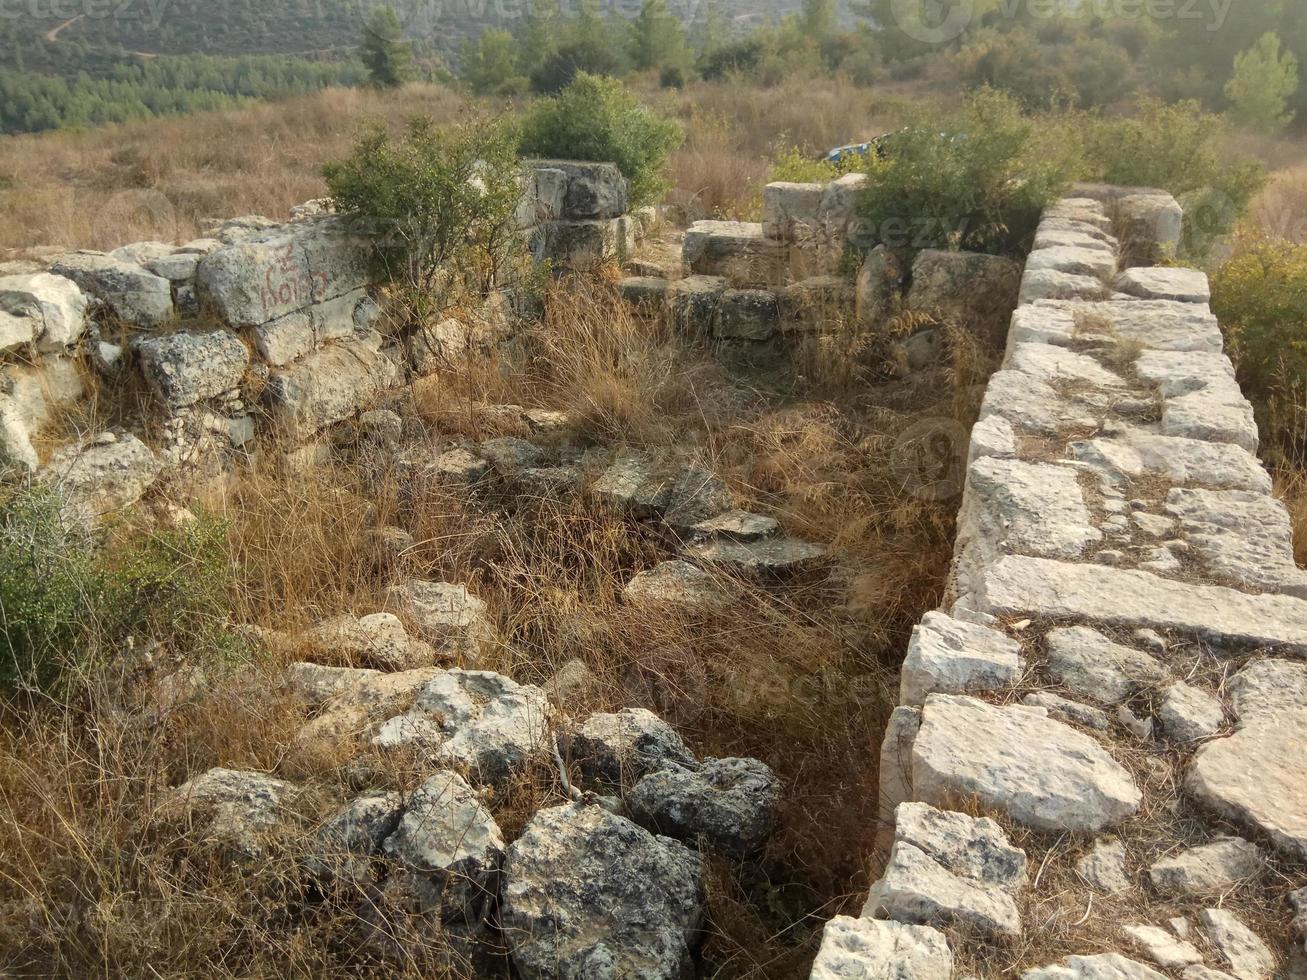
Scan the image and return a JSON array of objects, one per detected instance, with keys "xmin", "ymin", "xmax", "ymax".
[
  {"xmin": 1006, "ymin": 341, "xmax": 1126, "ymax": 387},
  {"xmin": 305, "ymin": 791, "xmax": 403, "ymax": 885},
  {"xmin": 908, "ymin": 250, "xmax": 1021, "ymax": 336},
  {"xmin": 40, "ymin": 433, "xmax": 161, "ymax": 522},
  {"xmin": 111, "ymin": 241, "xmax": 175, "ymax": 266},
  {"xmin": 197, "ymin": 219, "xmax": 370, "ymax": 327},
  {"xmin": 962, "ymin": 456, "xmax": 1101, "ymax": 564},
  {"xmin": 912, "ymin": 694, "xmax": 1142, "ymax": 832},
  {"xmin": 592, "ymin": 449, "xmax": 674, "ymax": 514},
  {"xmin": 685, "ymin": 535, "xmax": 826, "ymax": 576},
  {"xmin": 762, "ymin": 181, "xmax": 824, "ymax": 241},
  {"xmin": 1148, "ymin": 838, "xmax": 1262, "ymax": 897},
  {"xmin": 627, "ymin": 756, "xmax": 780, "ymax": 858},
  {"xmin": 165, "ymin": 767, "xmax": 297, "ymax": 863},
  {"xmin": 977, "ymin": 371, "xmax": 1098, "ymax": 437},
  {"xmin": 1228, "ymin": 659, "xmax": 1307, "ymax": 725},
  {"xmin": 682, "ymin": 221, "xmax": 784, "ymax": 281},
  {"xmin": 1025, "ymin": 245, "xmax": 1117, "ymax": 281},
  {"xmin": 878, "ymin": 705, "xmax": 922, "ymax": 842},
  {"xmin": 1115, "ymin": 267, "xmax": 1210, "ymax": 304},
  {"xmin": 1040, "ymin": 629, "xmax": 1176, "ymax": 705},
  {"xmin": 541, "ymin": 219, "xmax": 623, "ymax": 269},
  {"xmin": 1122, "ymin": 924, "xmax": 1205, "ymax": 969},
  {"xmin": 715, "ymin": 288, "xmax": 780, "ymax": 341},
  {"xmin": 517, "ymin": 165, "xmax": 568, "ymax": 227},
  {"xmin": 1019, "ymin": 268, "xmax": 1112, "ymax": 304},
  {"xmin": 529, "ymin": 160, "xmax": 629, "ymax": 221},
  {"xmin": 1022, "ymin": 953, "xmax": 1167, "ymax": 979},
  {"xmin": 301, "ymin": 612, "xmax": 438, "ymax": 672},
  {"xmin": 373, "ymin": 670, "xmax": 551, "ymax": 785},
  {"xmin": 1045, "ymin": 195, "xmax": 1114, "ymax": 232},
  {"xmin": 864, "ymin": 840, "xmax": 1022, "ymax": 939},
  {"xmin": 624, "ymin": 561, "xmax": 733, "ymax": 610},
  {"xmin": 1010, "ymin": 299, "xmax": 1223, "ymax": 353},
  {"xmin": 388, "ymin": 579, "xmax": 496, "ymax": 660},
  {"xmin": 691, "ymin": 510, "xmax": 778, "ymax": 541},
  {"xmin": 264, "ymin": 338, "xmax": 398, "ymax": 440},
  {"xmin": 810, "ymin": 916, "xmax": 953, "ymax": 980},
  {"xmin": 1157, "ymin": 682, "xmax": 1224, "ymax": 742},
  {"xmin": 1070, "ymin": 428, "xmax": 1271, "ymax": 493},
  {"xmin": 855, "ymin": 245, "xmax": 904, "ymax": 326},
  {"xmin": 380, "ymin": 770, "xmax": 505, "ymax": 923},
  {"xmin": 892, "ymin": 801, "xmax": 1027, "ymax": 890},
  {"xmin": 563, "ymin": 707, "xmax": 696, "ymax": 789},
  {"xmin": 51, "ymin": 253, "xmax": 174, "ymax": 327},
  {"xmin": 1134, "ymin": 349, "xmax": 1258, "ymax": 452},
  {"xmin": 779, "ymin": 276, "xmax": 853, "ymax": 329},
  {"xmin": 0, "ymin": 273, "xmax": 89, "ymax": 352},
  {"xmin": 1116, "ymin": 192, "xmax": 1183, "ymax": 262},
  {"xmin": 135, "ymin": 330, "xmax": 250, "ymax": 408},
  {"xmin": 147, "ymin": 251, "xmax": 202, "ymax": 283},
  {"xmin": 252, "ymin": 288, "xmax": 371, "ymax": 367},
  {"xmin": 818, "ymin": 172, "xmax": 868, "ymax": 239},
  {"xmin": 619, "ymin": 276, "xmax": 670, "ymax": 308},
  {"xmin": 662, "ymin": 464, "xmax": 732, "ymax": 530},
  {"xmin": 973, "ymin": 556, "xmax": 1307, "ymax": 654},
  {"xmin": 1076, "ymin": 838, "xmax": 1132, "ymax": 893},
  {"xmin": 667, "ymin": 275, "xmax": 727, "ymax": 333},
  {"xmin": 502, "ymin": 803, "xmax": 704, "ymax": 980},
  {"xmin": 1033, "ymin": 226, "xmax": 1117, "ymax": 253},
  {"xmin": 1199, "ymin": 908, "xmax": 1276, "ymax": 980},
  {"xmin": 1165, "ymin": 489, "xmax": 1307, "ymax": 598},
  {"xmin": 899, "ymin": 611, "xmax": 1023, "ymax": 706}
]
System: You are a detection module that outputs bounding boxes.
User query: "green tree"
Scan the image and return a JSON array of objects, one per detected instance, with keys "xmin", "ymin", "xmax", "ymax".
[
  {"xmin": 519, "ymin": 0, "xmax": 562, "ymax": 75},
  {"xmin": 359, "ymin": 6, "xmax": 412, "ymax": 89},
  {"xmin": 461, "ymin": 27, "xmax": 525, "ymax": 95},
  {"xmin": 802, "ymin": 0, "xmax": 837, "ymax": 40},
  {"xmin": 1225, "ymin": 31, "xmax": 1299, "ymax": 133},
  {"xmin": 628, "ymin": 0, "xmax": 689, "ymax": 72}
]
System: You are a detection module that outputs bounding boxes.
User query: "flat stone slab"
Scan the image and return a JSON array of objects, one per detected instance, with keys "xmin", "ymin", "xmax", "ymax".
[
  {"xmin": 964, "ymin": 457, "xmax": 1101, "ymax": 564},
  {"xmin": 1186, "ymin": 710, "xmax": 1307, "ymax": 860},
  {"xmin": 811, "ymin": 916, "xmax": 953, "ymax": 980},
  {"xmin": 973, "ymin": 556, "xmax": 1307, "ymax": 655},
  {"xmin": 899, "ymin": 611, "xmax": 1023, "ymax": 705},
  {"xmin": 912, "ymin": 694, "xmax": 1141, "ymax": 832},
  {"xmin": 1165, "ymin": 488, "xmax": 1307, "ymax": 598},
  {"xmin": 1025, "ymin": 244, "xmax": 1117, "ymax": 281},
  {"xmin": 1115, "ymin": 267, "xmax": 1210, "ymax": 303},
  {"xmin": 684, "ymin": 535, "xmax": 825, "ymax": 575},
  {"xmin": 1022, "ymin": 953, "xmax": 1167, "ymax": 979},
  {"xmin": 1070, "ymin": 428, "xmax": 1271, "ymax": 493},
  {"xmin": 1012, "ymin": 300, "xmax": 1223, "ymax": 354},
  {"xmin": 624, "ymin": 560, "xmax": 733, "ymax": 610},
  {"xmin": 1228, "ymin": 659, "xmax": 1307, "ymax": 725},
  {"xmin": 1148, "ymin": 837, "xmax": 1262, "ymax": 897},
  {"xmin": 892, "ymin": 800, "xmax": 1027, "ymax": 889}
]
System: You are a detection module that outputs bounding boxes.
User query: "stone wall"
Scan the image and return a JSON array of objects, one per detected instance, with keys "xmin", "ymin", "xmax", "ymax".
[
  {"xmin": 810, "ymin": 189, "xmax": 1307, "ymax": 978},
  {"xmin": 0, "ymin": 160, "xmax": 642, "ymax": 519}
]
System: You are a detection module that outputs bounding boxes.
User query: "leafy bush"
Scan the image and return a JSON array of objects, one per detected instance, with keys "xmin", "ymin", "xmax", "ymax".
[
  {"xmin": 855, "ymin": 89, "xmax": 1077, "ymax": 258},
  {"xmin": 698, "ymin": 38, "xmax": 766, "ymax": 81},
  {"xmin": 769, "ymin": 145, "xmax": 848, "ymax": 184},
  {"xmin": 518, "ymin": 74, "xmax": 683, "ymax": 208},
  {"xmin": 529, "ymin": 37, "xmax": 622, "ymax": 94},
  {"xmin": 1211, "ymin": 236, "xmax": 1307, "ymax": 462},
  {"xmin": 0, "ymin": 491, "xmax": 233, "ymax": 693},
  {"xmin": 324, "ymin": 116, "xmax": 525, "ymax": 324},
  {"xmin": 1079, "ymin": 99, "xmax": 1266, "ymax": 257}
]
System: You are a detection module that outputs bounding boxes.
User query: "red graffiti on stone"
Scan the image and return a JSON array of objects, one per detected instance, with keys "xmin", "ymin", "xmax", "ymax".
[{"xmin": 258, "ymin": 243, "xmax": 331, "ymax": 315}]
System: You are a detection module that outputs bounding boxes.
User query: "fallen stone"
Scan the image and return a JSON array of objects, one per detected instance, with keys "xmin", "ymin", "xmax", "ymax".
[
  {"xmin": 715, "ymin": 288, "xmax": 779, "ymax": 341},
  {"xmin": 1077, "ymin": 838, "xmax": 1132, "ymax": 893},
  {"xmin": 878, "ymin": 706, "xmax": 922, "ymax": 838},
  {"xmin": 810, "ymin": 916, "xmax": 953, "ymax": 980},
  {"xmin": 1116, "ymin": 704, "xmax": 1155, "ymax": 740},
  {"xmin": 542, "ymin": 658, "xmax": 598, "ymax": 705},
  {"xmin": 863, "ymin": 840, "xmax": 1022, "ymax": 940},
  {"xmin": 684, "ymin": 536, "xmax": 826, "ymax": 576},
  {"xmin": 1148, "ymin": 838, "xmax": 1262, "ymax": 897},
  {"xmin": 1122, "ymin": 924, "xmax": 1205, "ymax": 969},
  {"xmin": 0, "ymin": 273, "xmax": 89, "ymax": 352},
  {"xmin": 563, "ymin": 707, "xmax": 696, "ymax": 790},
  {"xmin": 1157, "ymin": 682, "xmax": 1224, "ymax": 742},
  {"xmin": 134, "ymin": 330, "xmax": 250, "ymax": 408},
  {"xmin": 501, "ymin": 802, "xmax": 703, "ymax": 980},
  {"xmin": 690, "ymin": 509, "xmax": 778, "ymax": 542},
  {"xmin": 624, "ymin": 561, "xmax": 732, "ymax": 610},
  {"xmin": 380, "ymin": 770, "xmax": 505, "ymax": 923},
  {"xmin": 667, "ymin": 275, "xmax": 727, "ymax": 332},
  {"xmin": 302, "ymin": 612, "xmax": 438, "ymax": 672},
  {"xmin": 682, "ymin": 221, "xmax": 783, "ymax": 282},
  {"xmin": 1228, "ymin": 660, "xmax": 1307, "ymax": 726},
  {"xmin": 662, "ymin": 465, "xmax": 733, "ymax": 531},
  {"xmin": 426, "ymin": 448, "xmax": 492, "ymax": 485},
  {"xmin": 855, "ymin": 246, "xmax": 904, "ymax": 326},
  {"xmin": 41, "ymin": 433, "xmax": 161, "ymax": 523},
  {"xmin": 1022, "ymin": 953, "xmax": 1168, "ymax": 979},
  {"xmin": 373, "ymin": 670, "xmax": 551, "ymax": 785},
  {"xmin": 166, "ymin": 767, "xmax": 296, "ymax": 863},
  {"xmin": 480, "ymin": 436, "xmax": 547, "ymax": 473},
  {"xmin": 51, "ymin": 252, "xmax": 173, "ymax": 327},
  {"xmin": 388, "ymin": 580, "xmax": 495, "ymax": 661},
  {"xmin": 1199, "ymin": 908, "xmax": 1276, "ymax": 980},
  {"xmin": 627, "ymin": 756, "xmax": 780, "ymax": 859},
  {"xmin": 899, "ymin": 611, "xmax": 1023, "ymax": 706},
  {"xmin": 909, "ymin": 249, "xmax": 1021, "ymax": 336},
  {"xmin": 974, "ymin": 556, "xmax": 1307, "ymax": 655},
  {"xmin": 912, "ymin": 694, "xmax": 1141, "ymax": 832},
  {"xmin": 619, "ymin": 276, "xmax": 669, "ymax": 307},
  {"xmin": 1043, "ymin": 626, "xmax": 1170, "ymax": 704},
  {"xmin": 147, "ymin": 251, "xmax": 202, "ymax": 283},
  {"xmin": 591, "ymin": 449, "xmax": 674, "ymax": 515},
  {"xmin": 305, "ymin": 791, "xmax": 403, "ymax": 885}
]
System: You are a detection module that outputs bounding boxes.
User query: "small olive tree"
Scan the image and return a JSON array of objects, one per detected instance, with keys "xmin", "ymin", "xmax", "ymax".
[{"xmin": 324, "ymin": 116, "xmax": 525, "ymax": 326}]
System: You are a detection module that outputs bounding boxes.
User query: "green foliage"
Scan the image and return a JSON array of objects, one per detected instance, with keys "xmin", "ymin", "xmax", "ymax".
[
  {"xmin": 0, "ymin": 491, "xmax": 233, "ymax": 694},
  {"xmin": 770, "ymin": 145, "xmax": 847, "ymax": 184},
  {"xmin": 802, "ymin": 0, "xmax": 838, "ymax": 41},
  {"xmin": 324, "ymin": 116, "xmax": 524, "ymax": 323},
  {"xmin": 856, "ymin": 89, "xmax": 1076, "ymax": 258},
  {"xmin": 360, "ymin": 6, "xmax": 413, "ymax": 89},
  {"xmin": 698, "ymin": 38, "xmax": 766, "ymax": 81},
  {"xmin": 1080, "ymin": 99, "xmax": 1266, "ymax": 257},
  {"xmin": 529, "ymin": 37, "xmax": 623, "ymax": 94},
  {"xmin": 1211, "ymin": 236, "xmax": 1307, "ymax": 461},
  {"xmin": 461, "ymin": 27, "xmax": 527, "ymax": 96},
  {"xmin": 628, "ymin": 0, "xmax": 690, "ymax": 73},
  {"xmin": 1225, "ymin": 32, "xmax": 1299, "ymax": 134},
  {"xmin": 959, "ymin": 28, "xmax": 1133, "ymax": 109},
  {"xmin": 518, "ymin": 74, "xmax": 683, "ymax": 207}
]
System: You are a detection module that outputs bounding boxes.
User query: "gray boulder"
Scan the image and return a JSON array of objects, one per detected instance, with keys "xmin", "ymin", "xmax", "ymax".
[
  {"xmin": 306, "ymin": 791, "xmax": 403, "ymax": 885},
  {"xmin": 388, "ymin": 579, "xmax": 496, "ymax": 661},
  {"xmin": 52, "ymin": 253, "xmax": 174, "ymax": 327},
  {"xmin": 564, "ymin": 707, "xmax": 697, "ymax": 790},
  {"xmin": 501, "ymin": 802, "xmax": 704, "ymax": 980},
  {"xmin": 40, "ymin": 433, "xmax": 161, "ymax": 523},
  {"xmin": 626, "ymin": 756, "xmax": 780, "ymax": 859},
  {"xmin": 624, "ymin": 561, "xmax": 733, "ymax": 611},
  {"xmin": 165, "ymin": 767, "xmax": 296, "ymax": 863},
  {"xmin": 135, "ymin": 330, "xmax": 250, "ymax": 408},
  {"xmin": 0, "ymin": 273, "xmax": 90, "ymax": 352}
]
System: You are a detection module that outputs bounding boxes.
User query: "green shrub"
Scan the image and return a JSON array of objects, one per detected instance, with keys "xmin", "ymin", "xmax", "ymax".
[
  {"xmin": 1210, "ymin": 236, "xmax": 1307, "ymax": 462},
  {"xmin": 324, "ymin": 116, "xmax": 525, "ymax": 324},
  {"xmin": 769, "ymin": 145, "xmax": 848, "ymax": 184},
  {"xmin": 518, "ymin": 74, "xmax": 683, "ymax": 208},
  {"xmin": 698, "ymin": 38, "xmax": 766, "ymax": 81},
  {"xmin": 1080, "ymin": 99, "xmax": 1266, "ymax": 257},
  {"xmin": 529, "ymin": 37, "xmax": 622, "ymax": 94},
  {"xmin": 855, "ymin": 89, "xmax": 1077, "ymax": 258},
  {"xmin": 460, "ymin": 27, "xmax": 529, "ymax": 96},
  {"xmin": 0, "ymin": 491, "xmax": 234, "ymax": 694}
]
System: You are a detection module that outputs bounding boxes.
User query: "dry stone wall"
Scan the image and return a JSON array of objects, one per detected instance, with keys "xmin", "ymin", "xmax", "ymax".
[{"xmin": 811, "ymin": 188, "xmax": 1307, "ymax": 979}]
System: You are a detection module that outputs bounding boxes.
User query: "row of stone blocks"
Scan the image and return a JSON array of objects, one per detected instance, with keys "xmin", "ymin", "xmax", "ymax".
[{"xmin": 810, "ymin": 190, "xmax": 1307, "ymax": 979}]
